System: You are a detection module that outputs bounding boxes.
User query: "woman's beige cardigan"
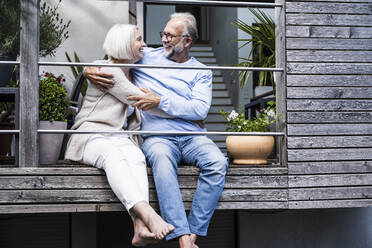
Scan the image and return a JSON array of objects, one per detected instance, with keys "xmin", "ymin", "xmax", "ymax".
[{"xmin": 64, "ymin": 66, "xmax": 169, "ymax": 162}]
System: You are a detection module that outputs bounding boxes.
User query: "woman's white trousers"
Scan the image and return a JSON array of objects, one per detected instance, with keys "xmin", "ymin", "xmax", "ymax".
[{"xmin": 83, "ymin": 134, "xmax": 149, "ymax": 211}]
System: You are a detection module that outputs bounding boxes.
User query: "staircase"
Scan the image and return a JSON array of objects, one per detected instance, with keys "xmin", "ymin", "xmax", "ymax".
[{"xmin": 190, "ymin": 44, "xmax": 234, "ymax": 152}]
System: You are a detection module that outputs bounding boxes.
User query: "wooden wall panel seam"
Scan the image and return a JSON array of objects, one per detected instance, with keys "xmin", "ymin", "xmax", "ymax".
[{"xmin": 286, "ymin": 2, "xmax": 372, "ymax": 14}]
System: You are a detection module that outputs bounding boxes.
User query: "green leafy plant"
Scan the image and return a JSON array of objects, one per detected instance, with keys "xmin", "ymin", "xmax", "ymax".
[
  {"xmin": 65, "ymin": 51, "xmax": 88, "ymax": 96},
  {"xmin": 0, "ymin": 0, "xmax": 19, "ymax": 57},
  {"xmin": 39, "ymin": 72, "xmax": 70, "ymax": 122},
  {"xmin": 39, "ymin": 0, "xmax": 71, "ymax": 57},
  {"xmin": 231, "ymin": 8, "xmax": 275, "ymax": 92},
  {"xmin": 0, "ymin": 0, "xmax": 70, "ymax": 57},
  {"xmin": 220, "ymin": 102, "xmax": 276, "ymax": 132}
]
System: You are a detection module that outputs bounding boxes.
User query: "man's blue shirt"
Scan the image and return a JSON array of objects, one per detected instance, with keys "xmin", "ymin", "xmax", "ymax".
[{"xmin": 133, "ymin": 47, "xmax": 213, "ymax": 133}]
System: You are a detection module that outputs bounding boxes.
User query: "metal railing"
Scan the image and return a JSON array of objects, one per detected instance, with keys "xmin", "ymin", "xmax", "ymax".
[
  {"xmin": 144, "ymin": 0, "xmax": 283, "ymax": 8},
  {"xmin": 0, "ymin": 61, "xmax": 284, "ymax": 138},
  {"xmin": 39, "ymin": 61, "xmax": 284, "ymax": 72},
  {"xmin": 36, "ymin": 130, "xmax": 284, "ymax": 136},
  {"xmin": 0, "ymin": 0, "xmax": 285, "ymax": 166}
]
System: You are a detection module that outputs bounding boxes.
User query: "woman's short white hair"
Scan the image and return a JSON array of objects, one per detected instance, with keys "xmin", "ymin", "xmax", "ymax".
[
  {"xmin": 103, "ymin": 24, "xmax": 136, "ymax": 60},
  {"xmin": 170, "ymin": 12, "xmax": 198, "ymax": 43}
]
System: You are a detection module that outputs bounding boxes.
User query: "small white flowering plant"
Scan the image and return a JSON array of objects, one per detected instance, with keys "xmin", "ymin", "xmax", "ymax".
[{"xmin": 220, "ymin": 101, "xmax": 276, "ymax": 132}]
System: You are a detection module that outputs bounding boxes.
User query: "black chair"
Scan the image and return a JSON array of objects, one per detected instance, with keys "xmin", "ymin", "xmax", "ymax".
[
  {"xmin": 67, "ymin": 72, "xmax": 86, "ymax": 128},
  {"xmin": 59, "ymin": 72, "xmax": 86, "ymax": 160}
]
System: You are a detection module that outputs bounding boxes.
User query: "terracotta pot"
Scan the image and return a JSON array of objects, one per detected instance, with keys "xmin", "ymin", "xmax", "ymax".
[
  {"xmin": 39, "ymin": 120, "xmax": 67, "ymax": 165},
  {"xmin": 0, "ymin": 122, "xmax": 14, "ymax": 156},
  {"xmin": 226, "ymin": 135, "xmax": 274, "ymax": 165}
]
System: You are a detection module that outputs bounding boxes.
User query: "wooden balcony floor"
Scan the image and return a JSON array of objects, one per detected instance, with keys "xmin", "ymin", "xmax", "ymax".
[{"xmin": 0, "ymin": 161, "xmax": 288, "ymax": 214}]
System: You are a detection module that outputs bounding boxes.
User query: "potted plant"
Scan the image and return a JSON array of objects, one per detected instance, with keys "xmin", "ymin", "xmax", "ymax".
[
  {"xmin": 0, "ymin": 0, "xmax": 70, "ymax": 86},
  {"xmin": 231, "ymin": 8, "xmax": 275, "ymax": 93},
  {"xmin": 220, "ymin": 102, "xmax": 276, "ymax": 165},
  {"xmin": 39, "ymin": 72, "xmax": 70, "ymax": 164}
]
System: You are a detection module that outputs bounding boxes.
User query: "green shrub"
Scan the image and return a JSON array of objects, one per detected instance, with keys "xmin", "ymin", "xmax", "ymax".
[{"xmin": 39, "ymin": 73, "xmax": 70, "ymax": 122}]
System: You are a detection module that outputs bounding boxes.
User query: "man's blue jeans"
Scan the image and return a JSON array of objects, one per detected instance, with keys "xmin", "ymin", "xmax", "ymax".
[{"xmin": 142, "ymin": 135, "xmax": 228, "ymax": 240}]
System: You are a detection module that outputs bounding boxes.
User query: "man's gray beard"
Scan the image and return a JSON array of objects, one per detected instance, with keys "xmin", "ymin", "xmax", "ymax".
[{"xmin": 164, "ymin": 42, "xmax": 184, "ymax": 58}]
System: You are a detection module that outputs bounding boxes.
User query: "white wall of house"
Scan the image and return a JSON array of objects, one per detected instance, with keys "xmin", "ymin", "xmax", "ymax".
[{"xmin": 40, "ymin": 0, "xmax": 129, "ymax": 93}]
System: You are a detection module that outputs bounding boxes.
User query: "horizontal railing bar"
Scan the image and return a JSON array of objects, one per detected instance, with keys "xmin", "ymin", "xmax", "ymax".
[
  {"xmin": 0, "ymin": 61, "xmax": 20, "ymax": 65},
  {"xmin": 38, "ymin": 130, "xmax": 285, "ymax": 136},
  {"xmin": 39, "ymin": 62, "xmax": 283, "ymax": 72},
  {"xmin": 0, "ymin": 130, "xmax": 20, "ymax": 134},
  {"xmin": 144, "ymin": 0, "xmax": 282, "ymax": 7},
  {"xmin": 0, "ymin": 61, "xmax": 284, "ymax": 72}
]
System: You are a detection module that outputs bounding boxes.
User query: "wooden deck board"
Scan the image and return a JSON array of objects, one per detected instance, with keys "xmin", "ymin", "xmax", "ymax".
[{"xmin": 0, "ymin": 164, "xmax": 289, "ymax": 213}]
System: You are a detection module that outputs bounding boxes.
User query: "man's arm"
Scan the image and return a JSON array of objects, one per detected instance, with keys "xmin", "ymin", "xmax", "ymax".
[
  {"xmin": 84, "ymin": 66, "xmax": 115, "ymax": 90},
  {"xmin": 127, "ymin": 71, "xmax": 212, "ymax": 120},
  {"xmin": 100, "ymin": 67, "xmax": 173, "ymax": 118}
]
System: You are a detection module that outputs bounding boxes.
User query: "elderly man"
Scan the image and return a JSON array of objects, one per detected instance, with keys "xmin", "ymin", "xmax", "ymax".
[{"xmin": 86, "ymin": 13, "xmax": 228, "ymax": 248}]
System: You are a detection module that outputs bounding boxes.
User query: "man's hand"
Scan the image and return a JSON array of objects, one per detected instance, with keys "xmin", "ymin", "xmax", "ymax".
[
  {"xmin": 84, "ymin": 67, "xmax": 114, "ymax": 90},
  {"xmin": 127, "ymin": 88, "xmax": 161, "ymax": 111}
]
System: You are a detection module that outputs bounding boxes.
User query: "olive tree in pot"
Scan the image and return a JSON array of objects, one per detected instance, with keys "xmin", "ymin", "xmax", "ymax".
[
  {"xmin": 39, "ymin": 73, "xmax": 70, "ymax": 165},
  {"xmin": 0, "ymin": 0, "xmax": 70, "ymax": 86}
]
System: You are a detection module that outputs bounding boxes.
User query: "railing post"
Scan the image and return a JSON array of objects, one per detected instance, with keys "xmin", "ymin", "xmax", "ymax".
[
  {"xmin": 19, "ymin": 0, "xmax": 40, "ymax": 167},
  {"xmin": 275, "ymin": 0, "xmax": 287, "ymax": 167}
]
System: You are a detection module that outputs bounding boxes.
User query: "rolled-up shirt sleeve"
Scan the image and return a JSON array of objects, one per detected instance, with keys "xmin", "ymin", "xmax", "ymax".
[{"xmin": 158, "ymin": 71, "xmax": 212, "ymax": 120}]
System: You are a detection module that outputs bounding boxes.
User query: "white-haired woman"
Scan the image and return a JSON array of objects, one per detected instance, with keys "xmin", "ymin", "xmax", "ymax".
[{"xmin": 65, "ymin": 24, "xmax": 174, "ymax": 246}]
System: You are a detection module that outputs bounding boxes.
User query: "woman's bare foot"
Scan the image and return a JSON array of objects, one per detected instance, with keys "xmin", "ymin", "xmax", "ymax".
[
  {"xmin": 132, "ymin": 216, "xmax": 158, "ymax": 247},
  {"xmin": 131, "ymin": 201, "xmax": 175, "ymax": 240}
]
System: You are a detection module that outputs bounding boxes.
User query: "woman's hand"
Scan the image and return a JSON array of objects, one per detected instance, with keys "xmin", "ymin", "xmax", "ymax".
[{"xmin": 84, "ymin": 67, "xmax": 115, "ymax": 90}]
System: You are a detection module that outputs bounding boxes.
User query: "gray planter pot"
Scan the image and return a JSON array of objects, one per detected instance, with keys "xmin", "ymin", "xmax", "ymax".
[{"xmin": 39, "ymin": 120, "xmax": 67, "ymax": 165}]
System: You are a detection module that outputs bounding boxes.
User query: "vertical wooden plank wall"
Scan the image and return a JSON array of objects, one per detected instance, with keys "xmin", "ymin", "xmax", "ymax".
[{"xmin": 285, "ymin": 0, "xmax": 372, "ymax": 209}]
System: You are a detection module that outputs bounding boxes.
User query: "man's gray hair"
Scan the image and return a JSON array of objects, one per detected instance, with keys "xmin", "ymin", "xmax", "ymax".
[{"xmin": 170, "ymin": 12, "xmax": 199, "ymax": 43}]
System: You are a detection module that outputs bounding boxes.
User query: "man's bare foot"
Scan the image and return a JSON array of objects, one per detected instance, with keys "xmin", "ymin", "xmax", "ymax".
[
  {"xmin": 131, "ymin": 201, "xmax": 175, "ymax": 240},
  {"xmin": 132, "ymin": 217, "xmax": 158, "ymax": 247},
  {"xmin": 179, "ymin": 235, "xmax": 194, "ymax": 248},
  {"xmin": 190, "ymin": 234, "xmax": 198, "ymax": 248}
]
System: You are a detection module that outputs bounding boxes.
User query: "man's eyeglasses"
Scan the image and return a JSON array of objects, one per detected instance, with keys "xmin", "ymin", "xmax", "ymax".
[{"xmin": 160, "ymin": 31, "xmax": 189, "ymax": 41}]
